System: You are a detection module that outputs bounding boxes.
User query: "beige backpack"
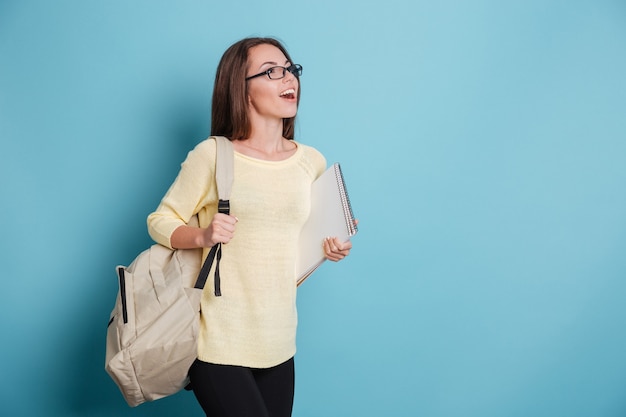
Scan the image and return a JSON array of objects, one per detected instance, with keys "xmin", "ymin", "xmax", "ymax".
[{"xmin": 105, "ymin": 136, "xmax": 233, "ymax": 407}]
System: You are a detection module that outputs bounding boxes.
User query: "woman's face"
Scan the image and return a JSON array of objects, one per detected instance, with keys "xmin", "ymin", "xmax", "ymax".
[{"xmin": 246, "ymin": 43, "xmax": 299, "ymax": 122}]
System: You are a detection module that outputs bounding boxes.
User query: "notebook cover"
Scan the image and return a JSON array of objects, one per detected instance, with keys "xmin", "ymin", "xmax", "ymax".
[{"xmin": 296, "ymin": 163, "xmax": 357, "ymax": 285}]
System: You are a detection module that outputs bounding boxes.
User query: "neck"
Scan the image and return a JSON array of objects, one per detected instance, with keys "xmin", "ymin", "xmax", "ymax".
[
  {"xmin": 234, "ymin": 118, "xmax": 297, "ymax": 161},
  {"xmin": 244, "ymin": 113, "xmax": 286, "ymax": 152},
  {"xmin": 249, "ymin": 108, "xmax": 283, "ymax": 134},
  {"xmin": 248, "ymin": 124, "xmax": 283, "ymax": 146}
]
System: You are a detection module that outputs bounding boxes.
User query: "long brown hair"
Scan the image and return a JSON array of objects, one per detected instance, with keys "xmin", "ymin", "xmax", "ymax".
[{"xmin": 210, "ymin": 37, "xmax": 300, "ymax": 140}]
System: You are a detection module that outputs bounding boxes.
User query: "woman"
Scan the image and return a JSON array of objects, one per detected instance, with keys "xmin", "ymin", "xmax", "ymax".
[{"xmin": 147, "ymin": 37, "xmax": 353, "ymax": 416}]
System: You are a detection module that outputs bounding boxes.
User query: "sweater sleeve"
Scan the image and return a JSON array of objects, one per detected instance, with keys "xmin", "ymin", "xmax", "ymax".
[{"xmin": 147, "ymin": 139, "xmax": 218, "ymax": 248}]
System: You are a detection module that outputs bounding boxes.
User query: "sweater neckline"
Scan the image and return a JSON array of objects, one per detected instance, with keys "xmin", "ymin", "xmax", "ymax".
[{"xmin": 233, "ymin": 141, "xmax": 302, "ymax": 165}]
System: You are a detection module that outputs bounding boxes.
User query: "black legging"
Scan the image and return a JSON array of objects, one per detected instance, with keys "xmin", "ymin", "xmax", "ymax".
[{"xmin": 188, "ymin": 357, "xmax": 295, "ymax": 417}]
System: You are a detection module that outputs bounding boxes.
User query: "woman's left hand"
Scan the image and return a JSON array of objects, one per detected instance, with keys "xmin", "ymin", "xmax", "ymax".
[{"xmin": 323, "ymin": 237, "xmax": 352, "ymax": 262}]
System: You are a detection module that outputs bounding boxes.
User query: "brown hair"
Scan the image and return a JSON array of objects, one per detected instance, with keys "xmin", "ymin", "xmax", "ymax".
[{"xmin": 210, "ymin": 37, "xmax": 300, "ymax": 140}]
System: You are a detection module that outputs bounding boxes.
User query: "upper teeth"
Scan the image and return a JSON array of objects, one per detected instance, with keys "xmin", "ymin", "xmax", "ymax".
[{"xmin": 280, "ymin": 89, "xmax": 295, "ymax": 96}]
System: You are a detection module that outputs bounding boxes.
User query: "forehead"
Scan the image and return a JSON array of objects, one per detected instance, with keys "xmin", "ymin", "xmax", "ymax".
[{"xmin": 247, "ymin": 43, "xmax": 288, "ymax": 68}]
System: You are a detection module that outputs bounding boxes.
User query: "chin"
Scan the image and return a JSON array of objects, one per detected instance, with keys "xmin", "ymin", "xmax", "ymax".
[{"xmin": 285, "ymin": 106, "xmax": 298, "ymax": 118}]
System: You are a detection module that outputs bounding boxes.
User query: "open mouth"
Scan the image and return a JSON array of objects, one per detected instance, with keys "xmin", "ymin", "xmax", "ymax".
[{"xmin": 280, "ymin": 88, "xmax": 296, "ymax": 100}]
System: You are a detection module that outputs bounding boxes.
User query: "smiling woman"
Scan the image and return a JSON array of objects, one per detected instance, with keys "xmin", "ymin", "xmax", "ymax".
[
  {"xmin": 146, "ymin": 37, "xmax": 354, "ymax": 417},
  {"xmin": 209, "ymin": 38, "xmax": 302, "ymax": 142},
  {"xmin": 243, "ymin": 43, "xmax": 301, "ymax": 146}
]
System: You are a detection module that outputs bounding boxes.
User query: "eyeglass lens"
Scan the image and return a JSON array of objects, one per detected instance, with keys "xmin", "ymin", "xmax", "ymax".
[{"xmin": 268, "ymin": 64, "xmax": 302, "ymax": 79}]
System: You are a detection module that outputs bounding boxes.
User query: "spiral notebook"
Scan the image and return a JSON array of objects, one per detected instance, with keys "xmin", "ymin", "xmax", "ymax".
[{"xmin": 296, "ymin": 163, "xmax": 358, "ymax": 285}]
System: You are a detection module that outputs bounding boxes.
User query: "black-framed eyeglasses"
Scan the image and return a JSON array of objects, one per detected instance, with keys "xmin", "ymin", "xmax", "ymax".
[{"xmin": 245, "ymin": 64, "xmax": 303, "ymax": 81}]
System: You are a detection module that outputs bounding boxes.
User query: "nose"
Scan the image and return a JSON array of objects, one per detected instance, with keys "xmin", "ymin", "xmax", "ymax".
[{"xmin": 282, "ymin": 68, "xmax": 297, "ymax": 83}]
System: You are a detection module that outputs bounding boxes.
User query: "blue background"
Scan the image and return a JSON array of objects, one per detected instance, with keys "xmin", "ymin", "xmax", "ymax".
[{"xmin": 2, "ymin": 0, "xmax": 625, "ymax": 416}]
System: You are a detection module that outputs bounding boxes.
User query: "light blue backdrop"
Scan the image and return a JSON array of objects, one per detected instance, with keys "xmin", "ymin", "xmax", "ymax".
[{"xmin": 1, "ymin": 0, "xmax": 625, "ymax": 416}]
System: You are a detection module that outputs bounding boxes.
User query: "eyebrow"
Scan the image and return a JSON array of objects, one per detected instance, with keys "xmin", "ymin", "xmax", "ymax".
[{"xmin": 257, "ymin": 60, "xmax": 291, "ymax": 70}]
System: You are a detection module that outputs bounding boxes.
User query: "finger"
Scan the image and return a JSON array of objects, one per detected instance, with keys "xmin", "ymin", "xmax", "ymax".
[
  {"xmin": 333, "ymin": 238, "xmax": 352, "ymax": 251},
  {"xmin": 214, "ymin": 213, "xmax": 238, "ymax": 225},
  {"xmin": 218, "ymin": 222, "xmax": 236, "ymax": 234},
  {"xmin": 329, "ymin": 237, "xmax": 352, "ymax": 252},
  {"xmin": 324, "ymin": 237, "xmax": 338, "ymax": 252},
  {"xmin": 322, "ymin": 238, "xmax": 332, "ymax": 255},
  {"xmin": 323, "ymin": 238, "xmax": 345, "ymax": 261},
  {"xmin": 327, "ymin": 253, "xmax": 345, "ymax": 262},
  {"xmin": 213, "ymin": 215, "xmax": 238, "ymax": 233}
]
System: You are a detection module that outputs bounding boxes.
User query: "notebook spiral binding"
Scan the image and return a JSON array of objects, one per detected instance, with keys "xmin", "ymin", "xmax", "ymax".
[{"xmin": 334, "ymin": 163, "xmax": 358, "ymax": 237}]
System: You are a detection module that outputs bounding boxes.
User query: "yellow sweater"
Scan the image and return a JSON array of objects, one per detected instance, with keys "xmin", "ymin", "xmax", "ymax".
[{"xmin": 147, "ymin": 138, "xmax": 326, "ymax": 368}]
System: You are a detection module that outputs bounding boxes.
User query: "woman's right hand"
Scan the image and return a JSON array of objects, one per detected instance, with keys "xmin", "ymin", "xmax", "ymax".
[{"xmin": 202, "ymin": 213, "xmax": 238, "ymax": 247}]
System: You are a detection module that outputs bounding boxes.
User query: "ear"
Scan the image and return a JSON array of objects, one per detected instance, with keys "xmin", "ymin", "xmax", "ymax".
[{"xmin": 245, "ymin": 96, "xmax": 256, "ymax": 120}]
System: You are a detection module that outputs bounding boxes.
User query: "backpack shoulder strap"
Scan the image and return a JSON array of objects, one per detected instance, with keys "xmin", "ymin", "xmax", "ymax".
[
  {"xmin": 194, "ymin": 136, "xmax": 234, "ymax": 295},
  {"xmin": 213, "ymin": 136, "xmax": 234, "ymax": 204}
]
